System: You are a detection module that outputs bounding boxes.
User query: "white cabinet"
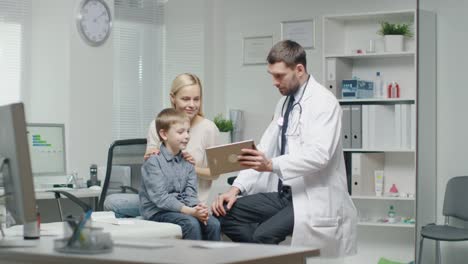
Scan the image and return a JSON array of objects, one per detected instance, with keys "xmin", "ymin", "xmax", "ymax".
[{"xmin": 323, "ymin": 10, "xmax": 417, "ymax": 263}]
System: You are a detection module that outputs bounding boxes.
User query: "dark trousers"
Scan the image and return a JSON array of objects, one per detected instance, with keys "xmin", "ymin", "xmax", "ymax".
[
  {"xmin": 218, "ymin": 189, "xmax": 293, "ymax": 244},
  {"xmin": 151, "ymin": 211, "xmax": 221, "ymax": 241}
]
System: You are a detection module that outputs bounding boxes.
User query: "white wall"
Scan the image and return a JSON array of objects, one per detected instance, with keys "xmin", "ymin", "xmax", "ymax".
[
  {"xmin": 68, "ymin": 0, "xmax": 113, "ymax": 181},
  {"xmin": 27, "ymin": 0, "xmax": 70, "ymax": 126},
  {"xmin": 164, "ymin": 0, "xmax": 220, "ymax": 120},
  {"xmin": 419, "ymin": 1, "xmax": 468, "ymax": 263},
  {"xmin": 214, "ymin": 0, "xmax": 416, "ymax": 142},
  {"xmin": 27, "ymin": 0, "xmax": 113, "ymax": 179}
]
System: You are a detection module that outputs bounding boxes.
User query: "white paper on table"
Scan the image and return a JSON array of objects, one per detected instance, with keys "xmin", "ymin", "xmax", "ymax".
[{"xmin": 191, "ymin": 242, "xmax": 240, "ymax": 249}]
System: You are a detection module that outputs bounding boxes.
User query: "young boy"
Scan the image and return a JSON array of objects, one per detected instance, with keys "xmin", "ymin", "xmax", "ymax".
[{"xmin": 139, "ymin": 108, "xmax": 220, "ymax": 241}]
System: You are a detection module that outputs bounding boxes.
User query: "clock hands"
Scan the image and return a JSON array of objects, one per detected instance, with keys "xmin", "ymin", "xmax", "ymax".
[{"xmin": 93, "ymin": 12, "xmax": 107, "ymax": 23}]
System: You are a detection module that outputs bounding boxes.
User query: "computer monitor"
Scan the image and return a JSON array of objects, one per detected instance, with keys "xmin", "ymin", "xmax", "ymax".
[
  {"xmin": 0, "ymin": 102, "xmax": 39, "ymax": 239},
  {"xmin": 26, "ymin": 123, "xmax": 66, "ymax": 176}
]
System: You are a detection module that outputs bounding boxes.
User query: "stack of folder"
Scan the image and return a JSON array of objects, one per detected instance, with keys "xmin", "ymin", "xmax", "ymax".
[{"xmin": 342, "ymin": 104, "xmax": 415, "ymax": 150}]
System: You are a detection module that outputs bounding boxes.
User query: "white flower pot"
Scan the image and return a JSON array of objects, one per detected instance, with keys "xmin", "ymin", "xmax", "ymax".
[
  {"xmin": 218, "ymin": 132, "xmax": 231, "ymax": 144},
  {"xmin": 384, "ymin": 35, "xmax": 404, "ymax": 52}
]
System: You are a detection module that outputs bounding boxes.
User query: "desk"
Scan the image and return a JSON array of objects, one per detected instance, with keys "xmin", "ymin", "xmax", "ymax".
[
  {"xmin": 0, "ymin": 188, "xmax": 99, "ymax": 200},
  {"xmin": 0, "ymin": 188, "xmax": 98, "ymax": 200},
  {"xmin": 1, "ymin": 188, "xmax": 101, "ymax": 213},
  {"xmin": 1, "ymin": 220, "xmax": 318, "ymax": 264},
  {"xmin": 35, "ymin": 188, "xmax": 101, "ymax": 217},
  {"xmin": 35, "ymin": 189, "xmax": 101, "ymax": 201},
  {"xmin": 0, "ymin": 236, "xmax": 318, "ymax": 264},
  {"xmin": 0, "ymin": 188, "xmax": 101, "ymax": 222},
  {"xmin": 26, "ymin": 188, "xmax": 101, "ymax": 222}
]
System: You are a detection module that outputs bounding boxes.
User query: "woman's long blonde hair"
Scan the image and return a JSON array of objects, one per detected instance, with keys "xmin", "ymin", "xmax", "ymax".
[{"xmin": 170, "ymin": 73, "xmax": 204, "ymax": 117}]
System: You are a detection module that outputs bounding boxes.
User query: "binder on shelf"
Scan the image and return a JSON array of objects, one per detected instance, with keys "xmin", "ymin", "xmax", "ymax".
[
  {"xmin": 325, "ymin": 58, "xmax": 339, "ymax": 97},
  {"xmin": 351, "ymin": 153, "xmax": 362, "ymax": 195},
  {"xmin": 390, "ymin": 104, "xmax": 414, "ymax": 150},
  {"xmin": 369, "ymin": 105, "xmax": 395, "ymax": 149},
  {"xmin": 367, "ymin": 105, "xmax": 376, "ymax": 148},
  {"xmin": 411, "ymin": 104, "xmax": 416, "ymax": 150},
  {"xmin": 342, "ymin": 105, "xmax": 351, "ymax": 149},
  {"xmin": 361, "ymin": 105, "xmax": 369, "ymax": 148},
  {"xmin": 400, "ymin": 104, "xmax": 412, "ymax": 149},
  {"xmin": 325, "ymin": 58, "xmax": 352, "ymax": 99},
  {"xmin": 359, "ymin": 104, "xmax": 415, "ymax": 151},
  {"xmin": 351, "ymin": 153, "xmax": 385, "ymax": 196},
  {"xmin": 394, "ymin": 104, "xmax": 402, "ymax": 148},
  {"xmin": 351, "ymin": 105, "xmax": 362, "ymax": 148}
]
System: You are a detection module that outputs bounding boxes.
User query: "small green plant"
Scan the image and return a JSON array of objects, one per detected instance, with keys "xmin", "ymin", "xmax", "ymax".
[
  {"xmin": 213, "ymin": 114, "xmax": 233, "ymax": 132},
  {"xmin": 378, "ymin": 22, "xmax": 413, "ymax": 37}
]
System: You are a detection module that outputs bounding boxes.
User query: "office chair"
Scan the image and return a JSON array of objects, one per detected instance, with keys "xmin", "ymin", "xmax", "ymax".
[
  {"xmin": 48, "ymin": 190, "xmax": 93, "ymax": 221},
  {"xmin": 49, "ymin": 138, "xmax": 147, "ymax": 219},
  {"xmin": 417, "ymin": 176, "xmax": 468, "ymax": 264},
  {"xmin": 98, "ymin": 138, "xmax": 147, "ymax": 217}
]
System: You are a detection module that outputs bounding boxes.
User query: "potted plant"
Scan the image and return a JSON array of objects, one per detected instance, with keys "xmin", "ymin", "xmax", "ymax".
[
  {"xmin": 213, "ymin": 114, "xmax": 233, "ymax": 143},
  {"xmin": 378, "ymin": 21, "xmax": 413, "ymax": 52}
]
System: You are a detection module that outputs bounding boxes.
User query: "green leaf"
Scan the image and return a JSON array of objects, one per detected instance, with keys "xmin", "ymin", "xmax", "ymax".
[
  {"xmin": 213, "ymin": 114, "xmax": 234, "ymax": 132},
  {"xmin": 378, "ymin": 21, "xmax": 413, "ymax": 38}
]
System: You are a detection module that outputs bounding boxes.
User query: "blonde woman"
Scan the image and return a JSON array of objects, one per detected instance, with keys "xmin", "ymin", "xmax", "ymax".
[
  {"xmin": 104, "ymin": 73, "xmax": 220, "ymax": 217},
  {"xmin": 144, "ymin": 73, "xmax": 220, "ymax": 203}
]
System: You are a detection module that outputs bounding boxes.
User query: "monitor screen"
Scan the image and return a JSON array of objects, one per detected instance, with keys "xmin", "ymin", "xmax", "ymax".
[
  {"xmin": 0, "ymin": 102, "xmax": 38, "ymax": 238},
  {"xmin": 26, "ymin": 124, "xmax": 66, "ymax": 176}
]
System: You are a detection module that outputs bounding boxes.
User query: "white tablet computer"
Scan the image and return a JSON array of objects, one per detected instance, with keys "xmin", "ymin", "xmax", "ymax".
[{"xmin": 205, "ymin": 139, "xmax": 256, "ymax": 175}]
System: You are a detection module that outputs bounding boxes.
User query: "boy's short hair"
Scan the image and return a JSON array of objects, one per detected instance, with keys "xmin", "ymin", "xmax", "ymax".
[{"xmin": 155, "ymin": 108, "xmax": 190, "ymax": 141}]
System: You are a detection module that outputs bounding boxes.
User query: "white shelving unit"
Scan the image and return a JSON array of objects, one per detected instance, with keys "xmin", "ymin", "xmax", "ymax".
[
  {"xmin": 325, "ymin": 51, "xmax": 415, "ymax": 59},
  {"xmin": 323, "ymin": 10, "xmax": 417, "ymax": 263},
  {"xmin": 343, "ymin": 148, "xmax": 415, "ymax": 153},
  {"xmin": 338, "ymin": 98, "xmax": 415, "ymax": 105},
  {"xmin": 352, "ymin": 195, "xmax": 415, "ymax": 201},
  {"xmin": 358, "ymin": 222, "xmax": 415, "ymax": 228}
]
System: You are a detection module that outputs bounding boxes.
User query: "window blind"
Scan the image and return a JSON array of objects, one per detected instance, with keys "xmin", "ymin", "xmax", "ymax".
[
  {"xmin": 0, "ymin": 0, "xmax": 31, "ymax": 106},
  {"xmin": 113, "ymin": 0, "xmax": 165, "ymax": 140}
]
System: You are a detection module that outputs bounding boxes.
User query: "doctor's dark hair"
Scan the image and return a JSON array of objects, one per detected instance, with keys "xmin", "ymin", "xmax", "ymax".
[
  {"xmin": 267, "ymin": 40, "xmax": 307, "ymax": 70},
  {"xmin": 155, "ymin": 108, "xmax": 190, "ymax": 141}
]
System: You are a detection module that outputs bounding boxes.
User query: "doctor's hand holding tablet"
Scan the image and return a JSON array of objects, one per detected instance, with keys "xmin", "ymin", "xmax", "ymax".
[{"xmin": 237, "ymin": 145, "xmax": 274, "ymax": 173}]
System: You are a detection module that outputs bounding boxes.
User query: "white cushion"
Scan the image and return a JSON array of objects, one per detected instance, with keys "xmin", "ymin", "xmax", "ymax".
[{"xmin": 6, "ymin": 219, "xmax": 182, "ymax": 241}]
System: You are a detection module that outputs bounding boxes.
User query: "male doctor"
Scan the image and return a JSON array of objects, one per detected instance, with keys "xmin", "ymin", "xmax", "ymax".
[{"xmin": 212, "ymin": 40, "xmax": 357, "ymax": 257}]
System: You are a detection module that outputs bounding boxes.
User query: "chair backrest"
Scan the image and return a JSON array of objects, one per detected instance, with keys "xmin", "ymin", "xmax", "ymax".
[
  {"xmin": 97, "ymin": 138, "xmax": 147, "ymax": 211},
  {"xmin": 442, "ymin": 176, "xmax": 468, "ymax": 221}
]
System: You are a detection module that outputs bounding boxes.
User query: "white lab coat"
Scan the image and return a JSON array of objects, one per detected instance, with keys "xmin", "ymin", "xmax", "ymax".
[{"xmin": 233, "ymin": 75, "xmax": 357, "ymax": 257}]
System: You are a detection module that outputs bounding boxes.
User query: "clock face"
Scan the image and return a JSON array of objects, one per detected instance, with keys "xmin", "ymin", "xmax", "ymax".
[{"xmin": 77, "ymin": 0, "xmax": 111, "ymax": 46}]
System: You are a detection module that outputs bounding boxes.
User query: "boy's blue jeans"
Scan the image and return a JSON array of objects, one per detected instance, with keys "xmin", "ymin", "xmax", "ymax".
[
  {"xmin": 103, "ymin": 193, "xmax": 140, "ymax": 218},
  {"xmin": 150, "ymin": 211, "xmax": 221, "ymax": 241}
]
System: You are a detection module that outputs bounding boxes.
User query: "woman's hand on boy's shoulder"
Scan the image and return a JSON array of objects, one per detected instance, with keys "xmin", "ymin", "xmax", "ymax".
[
  {"xmin": 181, "ymin": 151, "xmax": 196, "ymax": 165},
  {"xmin": 144, "ymin": 147, "xmax": 160, "ymax": 160}
]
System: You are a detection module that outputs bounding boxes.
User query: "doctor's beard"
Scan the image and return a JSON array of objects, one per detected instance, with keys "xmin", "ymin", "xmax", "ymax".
[{"xmin": 286, "ymin": 76, "xmax": 301, "ymax": 96}]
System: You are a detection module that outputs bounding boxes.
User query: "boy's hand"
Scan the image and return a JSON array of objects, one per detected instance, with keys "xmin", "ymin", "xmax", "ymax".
[
  {"xmin": 182, "ymin": 151, "xmax": 196, "ymax": 165},
  {"xmin": 144, "ymin": 148, "xmax": 160, "ymax": 160},
  {"xmin": 192, "ymin": 205, "xmax": 209, "ymax": 224}
]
